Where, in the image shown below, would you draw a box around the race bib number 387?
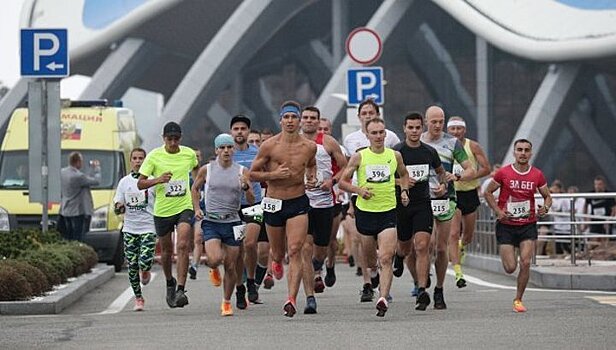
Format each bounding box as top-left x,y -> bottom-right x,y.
406,164 -> 429,182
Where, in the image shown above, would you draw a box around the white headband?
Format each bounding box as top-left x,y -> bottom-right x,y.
447,120 -> 466,128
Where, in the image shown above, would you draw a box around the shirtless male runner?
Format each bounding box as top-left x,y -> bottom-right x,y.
250,100 -> 318,317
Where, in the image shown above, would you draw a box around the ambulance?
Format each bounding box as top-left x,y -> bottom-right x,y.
0,101 -> 139,271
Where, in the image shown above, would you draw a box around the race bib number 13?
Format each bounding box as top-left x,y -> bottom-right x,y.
125,191 -> 146,208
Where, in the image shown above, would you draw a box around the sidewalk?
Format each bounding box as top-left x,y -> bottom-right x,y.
465,254 -> 616,290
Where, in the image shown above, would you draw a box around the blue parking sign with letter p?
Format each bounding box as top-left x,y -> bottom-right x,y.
21,29 -> 69,78
347,67 -> 384,106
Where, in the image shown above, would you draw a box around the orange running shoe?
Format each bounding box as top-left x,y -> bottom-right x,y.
221,300 -> 233,316
513,299 -> 527,313
209,268 -> 222,287
272,261 -> 284,280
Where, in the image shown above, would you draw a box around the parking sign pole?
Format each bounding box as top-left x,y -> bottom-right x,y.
41,79 -> 49,234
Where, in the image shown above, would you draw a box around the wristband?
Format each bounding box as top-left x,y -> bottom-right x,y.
332,178 -> 338,185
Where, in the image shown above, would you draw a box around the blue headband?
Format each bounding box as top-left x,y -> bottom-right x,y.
214,133 -> 234,148
279,105 -> 301,119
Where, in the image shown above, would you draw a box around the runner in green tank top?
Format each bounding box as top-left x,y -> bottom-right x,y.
339,118 -> 410,317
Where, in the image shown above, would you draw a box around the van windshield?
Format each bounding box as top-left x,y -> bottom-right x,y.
0,150 -> 123,190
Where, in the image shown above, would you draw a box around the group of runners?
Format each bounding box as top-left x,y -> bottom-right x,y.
113,98 -> 552,317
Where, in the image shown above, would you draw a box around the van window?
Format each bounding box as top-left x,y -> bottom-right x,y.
0,150 -> 123,189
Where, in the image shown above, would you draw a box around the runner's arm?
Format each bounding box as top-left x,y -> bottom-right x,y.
537,184 -> 552,217
137,173 -> 171,190
471,141 -> 491,179
484,179 -> 506,220
242,168 -> 255,205
338,153 -> 364,196
191,165 -> 207,220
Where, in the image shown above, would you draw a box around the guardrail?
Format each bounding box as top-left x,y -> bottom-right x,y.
471,192 -> 616,265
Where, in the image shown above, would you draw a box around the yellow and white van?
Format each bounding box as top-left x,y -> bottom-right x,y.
0,101 -> 139,271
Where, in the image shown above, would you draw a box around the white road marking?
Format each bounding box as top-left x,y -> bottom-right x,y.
586,296 -> 616,307
446,269 -> 616,295
97,272 -> 157,315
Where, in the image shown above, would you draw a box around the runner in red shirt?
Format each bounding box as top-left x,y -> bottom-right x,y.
484,138 -> 552,313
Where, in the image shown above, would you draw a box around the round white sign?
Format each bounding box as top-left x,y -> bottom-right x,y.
345,27 -> 382,65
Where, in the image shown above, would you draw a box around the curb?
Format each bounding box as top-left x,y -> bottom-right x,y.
465,254 -> 616,291
0,264 -> 115,315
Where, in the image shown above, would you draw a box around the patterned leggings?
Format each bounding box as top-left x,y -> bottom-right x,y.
123,232 -> 156,298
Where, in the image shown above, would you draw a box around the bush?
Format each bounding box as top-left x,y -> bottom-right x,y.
0,264 -> 32,301
0,228 -> 63,259
18,255 -> 61,286
68,242 -> 98,271
48,244 -> 89,277
0,259 -> 50,295
20,249 -> 72,283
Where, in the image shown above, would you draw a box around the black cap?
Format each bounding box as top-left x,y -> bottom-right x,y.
163,121 -> 182,137
230,114 -> 251,129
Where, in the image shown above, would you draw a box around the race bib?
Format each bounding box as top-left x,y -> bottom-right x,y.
124,191 -> 146,208
406,164 -> 429,182
507,200 -> 531,218
233,224 -> 247,241
593,207 -> 606,216
452,163 -> 463,176
366,165 -> 391,183
241,204 -> 264,223
164,180 -> 187,197
431,199 -> 449,216
261,197 -> 282,213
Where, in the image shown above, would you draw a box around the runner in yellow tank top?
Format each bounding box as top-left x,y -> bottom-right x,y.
339,118 -> 410,317
447,116 -> 491,287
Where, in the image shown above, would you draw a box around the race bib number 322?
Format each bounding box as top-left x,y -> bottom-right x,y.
165,180 -> 187,197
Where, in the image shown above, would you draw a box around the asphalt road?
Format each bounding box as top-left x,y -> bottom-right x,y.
1,262 -> 615,350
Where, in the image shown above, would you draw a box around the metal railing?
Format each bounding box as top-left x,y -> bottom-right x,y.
470,192 -> 616,265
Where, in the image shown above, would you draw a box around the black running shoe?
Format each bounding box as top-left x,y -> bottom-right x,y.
393,254 -> 404,278
376,297 -> 388,317
433,288 -> 447,310
314,276 -> 325,293
247,281 -> 259,303
356,267 -> 362,276
188,265 -> 197,280
360,283 -> 374,302
371,273 -> 380,289
166,277 -> 177,308
174,289 -> 189,308
348,255 -> 355,267
236,285 -> 247,310
283,299 -> 297,317
415,291 -> 431,311
324,266 -> 336,287
304,296 -> 317,314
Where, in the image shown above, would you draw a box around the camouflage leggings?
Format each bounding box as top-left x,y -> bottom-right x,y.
123,232 -> 156,298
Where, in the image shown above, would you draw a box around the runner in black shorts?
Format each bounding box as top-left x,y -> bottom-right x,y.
391,112 -> 445,311
138,122 -> 199,308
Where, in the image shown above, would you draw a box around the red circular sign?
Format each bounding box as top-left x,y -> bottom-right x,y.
345,27 -> 383,65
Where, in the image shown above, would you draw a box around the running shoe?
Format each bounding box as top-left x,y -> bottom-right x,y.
209,268 -> 222,287
236,284 -> 248,310
272,261 -> 284,280
433,288 -> 447,310
513,299 -> 527,313
386,294 -> 393,303
360,283 -> 374,302
188,265 -> 197,280
263,273 -> 275,289
140,270 -> 151,286
247,281 -> 259,303
134,297 -> 145,311
415,290 -> 430,311
324,266 -> 336,287
174,289 -> 189,308
455,271 -> 467,288
348,255 -> 355,267
283,297 -> 297,317
221,300 -> 233,316
393,254 -> 404,278
376,297 -> 388,317
304,296 -> 317,314
166,277 -> 177,308
314,276 -> 325,293
370,272 -> 380,289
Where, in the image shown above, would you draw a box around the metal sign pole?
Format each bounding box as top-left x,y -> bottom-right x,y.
41,79 -> 49,234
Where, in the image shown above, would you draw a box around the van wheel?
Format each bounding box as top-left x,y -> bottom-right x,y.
112,239 -> 125,272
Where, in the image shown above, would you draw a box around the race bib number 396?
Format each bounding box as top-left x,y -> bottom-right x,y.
366,165 -> 391,183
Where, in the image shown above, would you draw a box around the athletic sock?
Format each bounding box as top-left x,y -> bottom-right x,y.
177,285 -> 185,292
453,264 -> 462,274
255,264 -> 267,285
